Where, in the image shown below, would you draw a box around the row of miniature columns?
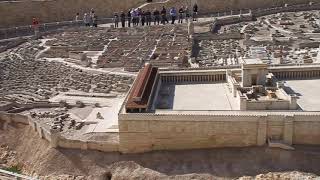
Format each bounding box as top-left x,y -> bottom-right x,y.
161,74 -> 226,83
273,70 -> 320,79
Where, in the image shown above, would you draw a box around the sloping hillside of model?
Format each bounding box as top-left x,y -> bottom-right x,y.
1,121 -> 320,180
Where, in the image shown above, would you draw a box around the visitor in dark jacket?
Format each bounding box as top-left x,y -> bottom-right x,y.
161,6 -> 169,24
120,11 -> 126,28
145,10 -> 152,26
178,6 -> 184,23
153,8 -> 160,25
127,10 -> 132,27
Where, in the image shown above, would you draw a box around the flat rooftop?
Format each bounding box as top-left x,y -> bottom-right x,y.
285,79 -> 320,111
155,83 -> 238,111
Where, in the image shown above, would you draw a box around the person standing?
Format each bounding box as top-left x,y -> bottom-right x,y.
114,12 -> 119,28
146,10 -> 152,26
193,3 -> 198,21
141,11 -> 146,26
75,13 -> 80,21
170,7 -> 177,24
161,6 -> 168,24
131,9 -> 136,26
137,8 -> 142,25
92,15 -> 98,27
90,10 -> 95,26
153,8 -> 160,25
185,6 -> 190,22
127,10 -> 132,27
120,11 -> 126,28
83,13 -> 90,26
178,6 -> 184,23
32,18 -> 40,38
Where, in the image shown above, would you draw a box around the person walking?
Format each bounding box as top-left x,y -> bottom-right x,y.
170,7 -> 177,24
193,3 -> 198,21
178,6 -> 184,23
83,13 -> 90,26
153,8 -> 160,25
127,10 -> 132,27
114,12 -> 119,28
146,10 -> 152,26
120,11 -> 126,28
161,6 -> 168,24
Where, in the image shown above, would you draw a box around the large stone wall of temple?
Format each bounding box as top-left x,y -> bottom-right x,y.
0,0 -> 145,28
118,115 -> 260,153
0,0 -> 313,28
118,113 -> 320,153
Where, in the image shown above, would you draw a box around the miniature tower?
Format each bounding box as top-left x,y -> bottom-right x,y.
241,59 -> 268,87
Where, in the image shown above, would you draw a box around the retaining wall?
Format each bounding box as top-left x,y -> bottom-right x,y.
118,112 -> 320,153
0,111 -> 119,152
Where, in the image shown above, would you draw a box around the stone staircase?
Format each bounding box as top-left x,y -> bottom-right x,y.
268,139 -> 295,150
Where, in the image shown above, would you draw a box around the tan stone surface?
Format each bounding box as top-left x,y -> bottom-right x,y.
0,0 -> 312,28
119,113 -> 320,153
0,0 -> 145,28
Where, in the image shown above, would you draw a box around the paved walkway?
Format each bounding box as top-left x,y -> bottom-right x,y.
137,0 -> 170,9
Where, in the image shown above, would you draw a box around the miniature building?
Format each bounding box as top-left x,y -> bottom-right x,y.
117,60 -> 320,153
241,59 -> 268,87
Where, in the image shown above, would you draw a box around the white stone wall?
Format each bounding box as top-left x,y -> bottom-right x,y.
119,112 -> 320,153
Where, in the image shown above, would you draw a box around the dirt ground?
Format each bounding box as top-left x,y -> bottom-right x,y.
1,122 -> 320,180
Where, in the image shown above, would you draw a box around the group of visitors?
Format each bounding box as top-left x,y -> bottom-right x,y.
114,4 -> 198,28
72,3 -> 198,28
82,8 -> 98,27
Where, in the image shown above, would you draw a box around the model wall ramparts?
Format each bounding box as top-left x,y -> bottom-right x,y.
118,113 -> 320,153
0,112 -> 119,152
1,109 -> 320,153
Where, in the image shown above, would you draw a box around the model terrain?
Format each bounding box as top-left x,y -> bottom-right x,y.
1,1 -> 320,180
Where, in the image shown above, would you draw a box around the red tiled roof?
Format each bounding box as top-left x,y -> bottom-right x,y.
126,64 -> 158,110
132,63 -> 152,101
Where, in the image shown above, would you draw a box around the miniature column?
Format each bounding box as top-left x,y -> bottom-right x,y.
257,116 -> 267,146
284,116 -> 294,145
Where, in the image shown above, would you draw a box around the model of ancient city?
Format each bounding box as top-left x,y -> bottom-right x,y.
1,2 -> 320,180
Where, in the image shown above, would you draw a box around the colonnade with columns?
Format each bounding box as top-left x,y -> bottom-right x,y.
272,70 -> 320,80
160,73 -> 226,83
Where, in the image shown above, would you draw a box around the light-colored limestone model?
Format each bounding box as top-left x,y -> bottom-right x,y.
118,64 -> 320,153
227,61 -> 298,110
241,59 -> 268,87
